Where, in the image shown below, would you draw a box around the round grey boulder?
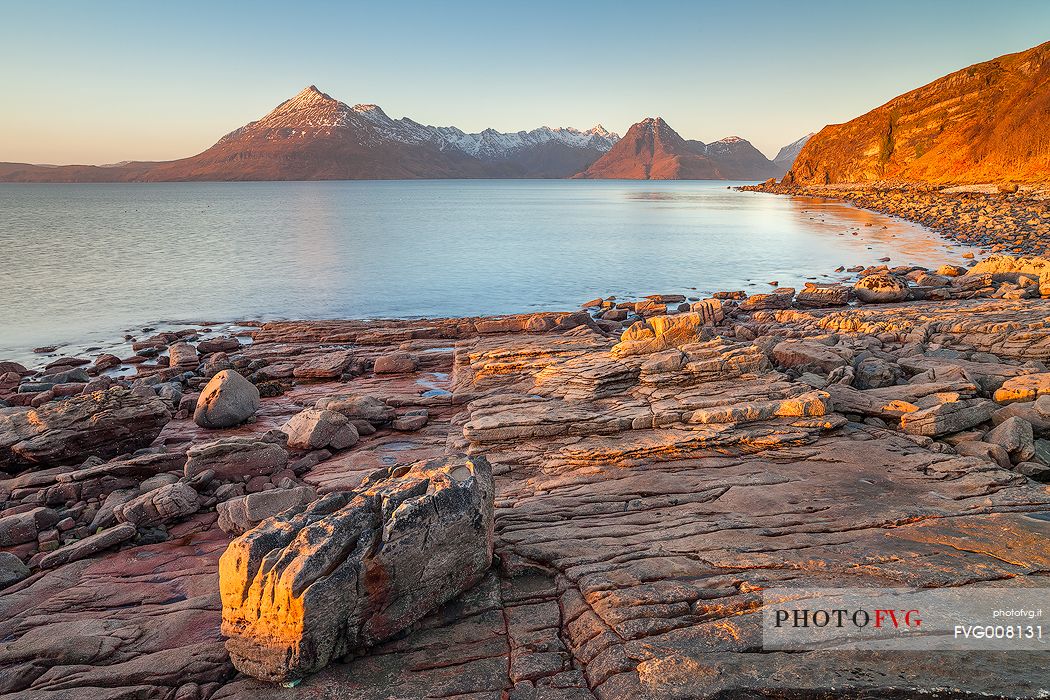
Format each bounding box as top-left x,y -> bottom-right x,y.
853,274 -> 910,304
193,369 -> 260,429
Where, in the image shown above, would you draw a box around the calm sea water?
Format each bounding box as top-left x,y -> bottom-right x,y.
0,180 -> 975,361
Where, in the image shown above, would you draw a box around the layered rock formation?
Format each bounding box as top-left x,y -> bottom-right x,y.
2,261 -> 1050,698
785,41 -> 1050,186
219,455 -> 495,681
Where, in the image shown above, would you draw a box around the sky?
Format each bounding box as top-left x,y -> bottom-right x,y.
1,0 -> 1047,164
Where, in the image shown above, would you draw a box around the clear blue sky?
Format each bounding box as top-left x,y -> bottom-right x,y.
1,0 -> 1047,163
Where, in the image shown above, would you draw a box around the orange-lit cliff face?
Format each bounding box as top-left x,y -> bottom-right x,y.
788,41 -> 1050,186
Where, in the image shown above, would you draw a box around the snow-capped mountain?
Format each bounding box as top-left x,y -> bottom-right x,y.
161,85 -> 618,180
0,86 -> 778,182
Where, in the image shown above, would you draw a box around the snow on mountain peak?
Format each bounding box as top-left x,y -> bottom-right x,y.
236,86 -> 621,158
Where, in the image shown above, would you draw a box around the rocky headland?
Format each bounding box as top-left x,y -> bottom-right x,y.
2,249 -> 1050,698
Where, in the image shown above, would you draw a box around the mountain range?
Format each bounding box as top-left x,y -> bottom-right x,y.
785,40 -> 1050,186
0,86 -> 800,182
576,117 -> 789,180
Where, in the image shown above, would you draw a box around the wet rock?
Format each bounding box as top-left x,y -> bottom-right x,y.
193,370 -> 260,429
216,485 -> 317,535
314,394 -> 396,425
37,523 -> 137,570
219,454 -> 495,682
185,436 -> 289,481
282,408 -> 359,451
985,416 -> 1036,464
114,482 -> 201,527
0,387 -> 171,471
42,367 -> 90,384
374,352 -> 419,374
854,274 -> 910,303
93,353 -> 122,372
292,350 -> 355,380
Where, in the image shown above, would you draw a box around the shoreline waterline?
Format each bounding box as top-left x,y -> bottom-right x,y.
1,180 -> 981,365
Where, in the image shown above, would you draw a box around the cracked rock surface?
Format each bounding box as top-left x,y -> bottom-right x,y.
1,294 -> 1049,698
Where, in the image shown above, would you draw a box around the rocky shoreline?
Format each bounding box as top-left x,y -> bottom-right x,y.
3,252 -> 1050,698
742,182 -> 1050,257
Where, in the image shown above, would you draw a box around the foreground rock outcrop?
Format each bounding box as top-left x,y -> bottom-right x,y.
2,277 -> 1050,699
219,455 -> 495,682
0,387 -> 171,471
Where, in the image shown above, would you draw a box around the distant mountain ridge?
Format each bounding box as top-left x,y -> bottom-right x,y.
772,133 -> 813,171
785,41 -> 1050,186
0,86 -> 805,182
576,117 -> 788,180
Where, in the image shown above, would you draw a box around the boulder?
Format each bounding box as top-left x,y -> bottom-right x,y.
292,350 -> 355,380
216,485 -> 317,534
854,357 -> 904,390
282,408 -> 359,451
43,367 -> 90,384
993,396 -> 1050,435
114,482 -> 200,527
393,413 -> 428,431
854,274 -> 910,303
954,441 -> 1012,469
185,436 -> 289,481
0,551 -> 31,589
373,352 -> 418,374
0,388 -> 171,471
964,255 -> 1050,284
612,309 -> 720,357
220,454 -> 495,682
193,370 -> 260,429
37,523 -> 137,570
900,398 -> 995,437
314,394 -> 396,425
168,342 -> 199,369
985,417 -> 1036,464
0,506 -> 61,546
197,336 -> 242,354
1014,461 -> 1050,481
738,290 -> 794,311
92,354 -> 122,372
771,340 -> 848,375
993,373 -> 1050,404
796,285 -> 851,308
0,361 -> 28,376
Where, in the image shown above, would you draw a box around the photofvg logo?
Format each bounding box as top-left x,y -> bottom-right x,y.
762,587 -> 1048,651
